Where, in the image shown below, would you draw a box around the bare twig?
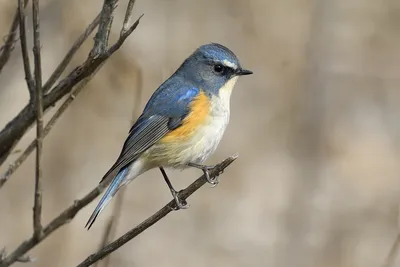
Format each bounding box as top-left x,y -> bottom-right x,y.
0,248 -> 35,263
0,10 -> 143,169
0,62 -> 105,189
0,183 -> 106,267
32,0 -> 44,238
43,13 -> 143,109
90,0 -> 118,57
107,14 -> 143,55
0,155 -> 237,267
0,0 -> 29,74
76,155 -> 238,267
18,0 -> 35,98
42,12 -> 101,93
121,0 -> 137,35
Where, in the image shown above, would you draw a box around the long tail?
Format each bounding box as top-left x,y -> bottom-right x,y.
85,167 -> 129,230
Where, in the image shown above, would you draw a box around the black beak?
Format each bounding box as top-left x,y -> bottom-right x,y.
236,68 -> 253,76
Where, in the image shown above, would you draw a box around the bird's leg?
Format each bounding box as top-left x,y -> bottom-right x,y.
187,162 -> 219,186
159,167 -> 189,210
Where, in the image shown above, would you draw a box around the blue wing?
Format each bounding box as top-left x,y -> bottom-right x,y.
98,77 -> 200,185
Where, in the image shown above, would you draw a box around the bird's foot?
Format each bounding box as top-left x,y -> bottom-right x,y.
170,189 -> 189,210
203,166 -> 220,187
188,163 -> 219,187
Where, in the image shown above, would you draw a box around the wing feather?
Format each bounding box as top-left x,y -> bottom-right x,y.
98,81 -> 200,184
99,115 -> 173,184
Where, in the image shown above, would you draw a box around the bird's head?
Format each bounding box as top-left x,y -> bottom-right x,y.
176,43 -> 252,96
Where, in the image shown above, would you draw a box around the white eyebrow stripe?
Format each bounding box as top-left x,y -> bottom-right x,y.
222,59 -> 237,69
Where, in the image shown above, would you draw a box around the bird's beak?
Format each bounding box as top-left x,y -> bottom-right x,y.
236,68 -> 253,76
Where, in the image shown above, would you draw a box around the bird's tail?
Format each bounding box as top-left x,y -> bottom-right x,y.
85,167 -> 129,230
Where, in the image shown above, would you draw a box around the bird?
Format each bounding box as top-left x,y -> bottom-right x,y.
85,43 -> 252,229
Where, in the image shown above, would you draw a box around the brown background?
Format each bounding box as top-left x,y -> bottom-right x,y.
1,0 -> 400,266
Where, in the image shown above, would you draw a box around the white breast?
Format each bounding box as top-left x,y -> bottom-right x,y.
181,76 -> 238,164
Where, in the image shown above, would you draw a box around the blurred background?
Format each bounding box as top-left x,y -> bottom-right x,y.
1,0 -> 400,266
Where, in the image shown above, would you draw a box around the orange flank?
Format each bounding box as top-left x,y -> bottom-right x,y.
161,90 -> 210,142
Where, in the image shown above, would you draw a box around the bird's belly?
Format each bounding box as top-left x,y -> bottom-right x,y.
181,115 -> 228,164
149,113 -> 229,167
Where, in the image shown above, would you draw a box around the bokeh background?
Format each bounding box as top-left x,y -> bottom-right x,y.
1,0 -> 400,266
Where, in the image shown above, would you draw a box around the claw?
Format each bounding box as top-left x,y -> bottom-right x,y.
203,168 -> 219,186
170,189 -> 189,210
188,163 -> 219,186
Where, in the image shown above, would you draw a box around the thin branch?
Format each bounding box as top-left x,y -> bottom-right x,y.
0,0 -> 29,74
107,14 -> 143,55
76,155 -> 238,267
0,11 -> 102,167
18,0 -> 35,99
121,0 -> 136,36
0,185 -> 105,267
0,61 -> 105,189
0,155 -> 237,267
90,0 -> 118,57
0,11 -> 143,169
32,0 -> 43,238
43,13 -> 143,107
0,248 -> 35,263
42,12 -> 102,93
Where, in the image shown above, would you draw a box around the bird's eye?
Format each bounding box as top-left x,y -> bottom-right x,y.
213,64 -> 225,74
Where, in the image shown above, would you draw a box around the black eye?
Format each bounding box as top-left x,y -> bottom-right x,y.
213,64 -> 225,74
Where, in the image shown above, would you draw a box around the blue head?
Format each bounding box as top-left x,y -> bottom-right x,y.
175,43 -> 252,96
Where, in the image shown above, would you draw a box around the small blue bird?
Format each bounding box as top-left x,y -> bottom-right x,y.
86,43 -> 252,229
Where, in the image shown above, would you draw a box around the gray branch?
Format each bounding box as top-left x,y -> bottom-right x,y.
32,0 -> 44,239
90,0 -> 118,57
77,155 -> 238,267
